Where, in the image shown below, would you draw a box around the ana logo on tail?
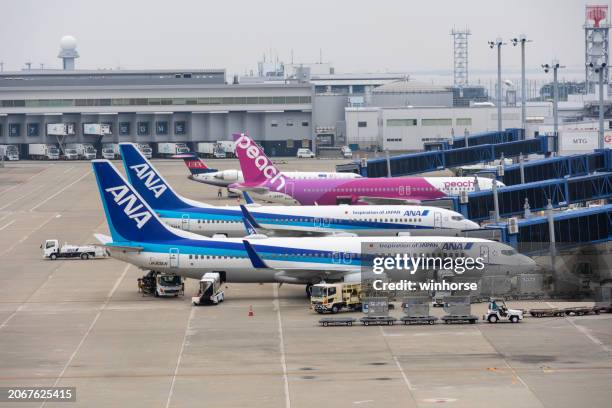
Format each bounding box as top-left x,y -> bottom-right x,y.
129,163 -> 168,198
105,185 -> 152,229
235,135 -> 286,191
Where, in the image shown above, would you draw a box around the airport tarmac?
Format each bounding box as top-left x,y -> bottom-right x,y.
0,159 -> 611,408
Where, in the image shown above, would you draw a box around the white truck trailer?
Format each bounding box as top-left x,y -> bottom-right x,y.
29,144 -> 60,160
101,143 -> 120,159
157,142 -> 190,157
0,144 -> 19,161
192,272 -> 225,305
42,239 -> 106,260
137,143 -> 153,159
66,143 -> 97,160
217,140 -> 236,158
196,142 -> 226,158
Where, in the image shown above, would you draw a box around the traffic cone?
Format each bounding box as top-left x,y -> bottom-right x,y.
248,305 -> 255,317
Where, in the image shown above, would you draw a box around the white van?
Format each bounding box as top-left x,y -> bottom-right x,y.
297,148 -> 315,158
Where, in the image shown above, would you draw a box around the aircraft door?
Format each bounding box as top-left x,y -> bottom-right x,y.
181,214 -> 190,230
332,251 -> 341,264
169,248 -> 179,269
399,186 -> 405,196
434,212 -> 442,229
479,245 -> 489,264
285,181 -> 294,197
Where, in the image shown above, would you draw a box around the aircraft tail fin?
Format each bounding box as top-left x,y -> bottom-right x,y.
233,133 -> 287,192
176,153 -> 218,175
92,160 -> 181,243
119,143 -> 189,210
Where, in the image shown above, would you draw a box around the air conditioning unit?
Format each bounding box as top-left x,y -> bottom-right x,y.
508,217 -> 519,234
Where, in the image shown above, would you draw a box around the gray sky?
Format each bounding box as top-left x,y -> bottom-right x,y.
0,0 -> 605,81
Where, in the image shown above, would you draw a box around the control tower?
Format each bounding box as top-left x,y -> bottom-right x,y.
57,35 -> 79,70
585,5 -> 609,93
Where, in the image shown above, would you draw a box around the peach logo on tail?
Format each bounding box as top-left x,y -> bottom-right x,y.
235,135 -> 286,191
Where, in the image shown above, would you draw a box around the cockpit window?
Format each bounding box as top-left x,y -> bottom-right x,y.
451,216 -> 464,221
501,249 -> 516,256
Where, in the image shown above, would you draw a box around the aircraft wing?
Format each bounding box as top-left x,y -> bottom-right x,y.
242,240 -> 356,282
93,234 -> 144,252
358,196 -> 422,205
230,183 -> 270,195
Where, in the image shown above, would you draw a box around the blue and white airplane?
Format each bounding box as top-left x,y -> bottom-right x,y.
92,159 -> 536,294
119,143 -> 479,237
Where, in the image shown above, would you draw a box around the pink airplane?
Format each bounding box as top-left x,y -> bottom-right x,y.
230,133 -> 501,205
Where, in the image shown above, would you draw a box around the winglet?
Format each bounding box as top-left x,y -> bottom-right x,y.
242,240 -> 269,269
242,191 -> 254,204
239,205 -> 261,235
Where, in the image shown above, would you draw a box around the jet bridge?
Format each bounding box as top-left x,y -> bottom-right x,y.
339,135 -> 550,177
489,204 -> 612,255
451,172 -> 612,221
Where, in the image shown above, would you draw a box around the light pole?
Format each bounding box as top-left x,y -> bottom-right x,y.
542,61 -> 565,140
489,38 -> 505,132
588,62 -> 607,149
511,35 -> 531,130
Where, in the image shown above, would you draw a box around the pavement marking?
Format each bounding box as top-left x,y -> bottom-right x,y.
393,356 -> 414,391
40,264 -> 130,408
0,185 -> 45,210
273,284 -> 291,408
165,306 -> 196,408
476,326 -> 546,408
378,326 -> 418,403
29,170 -> 92,212
0,219 -> 15,231
566,317 -> 611,354
0,165 -> 52,196
0,213 -> 57,257
0,213 -> 12,223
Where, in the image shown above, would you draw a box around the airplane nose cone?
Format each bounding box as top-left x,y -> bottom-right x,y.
464,220 -> 480,230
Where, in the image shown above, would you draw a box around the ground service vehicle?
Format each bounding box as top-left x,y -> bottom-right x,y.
341,146 -> 353,158
192,272 -> 225,305
217,141 -> 235,157
102,143 -> 120,159
485,298 -> 523,323
29,144 -> 60,160
311,283 -> 362,313
42,239 -> 106,260
63,148 -> 79,160
157,143 -> 189,157
66,143 -> 97,160
138,271 -> 184,297
137,144 -> 153,159
196,142 -> 226,158
297,148 -> 315,158
0,144 -> 19,160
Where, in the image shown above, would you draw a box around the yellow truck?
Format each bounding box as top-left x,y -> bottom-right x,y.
310,282 -> 363,314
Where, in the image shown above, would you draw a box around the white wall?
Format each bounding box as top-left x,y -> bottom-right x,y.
346,105 -> 552,151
